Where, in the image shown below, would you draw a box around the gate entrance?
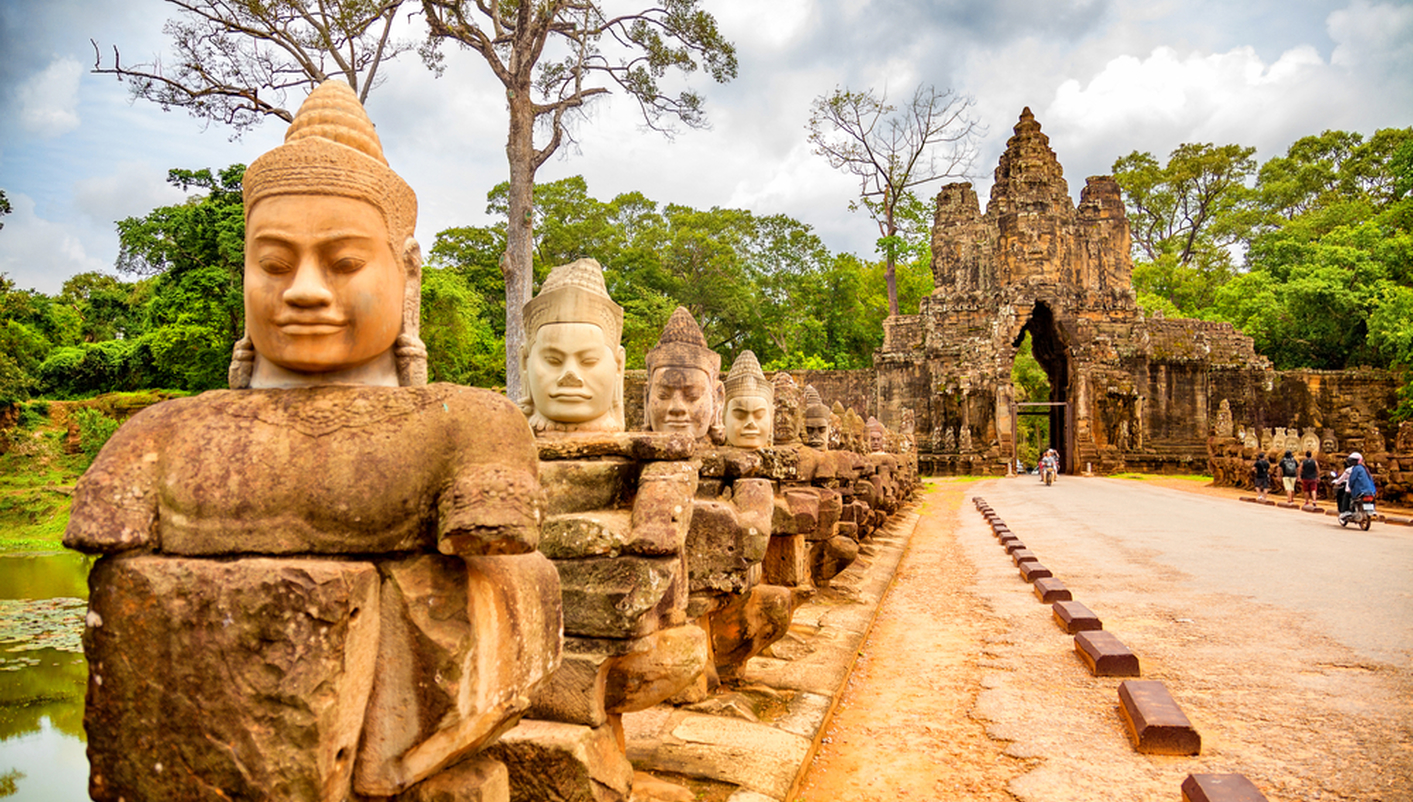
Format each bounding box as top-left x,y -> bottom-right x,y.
1011,401 -> 1073,475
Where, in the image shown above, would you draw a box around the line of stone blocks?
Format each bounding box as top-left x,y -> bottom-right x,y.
1118,680 -> 1201,755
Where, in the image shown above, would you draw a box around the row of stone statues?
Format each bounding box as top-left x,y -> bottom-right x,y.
64,80 -> 917,802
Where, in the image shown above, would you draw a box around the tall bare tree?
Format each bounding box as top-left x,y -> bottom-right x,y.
92,0 -> 413,133
420,0 -> 736,400
807,85 -> 980,316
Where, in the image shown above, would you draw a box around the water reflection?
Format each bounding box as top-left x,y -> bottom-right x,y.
0,553 -> 90,801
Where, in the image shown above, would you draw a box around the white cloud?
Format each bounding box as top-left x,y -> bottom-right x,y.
0,192 -> 109,294
1329,0 -> 1413,71
73,162 -> 189,227
17,56 -> 82,138
1044,44 -> 1328,143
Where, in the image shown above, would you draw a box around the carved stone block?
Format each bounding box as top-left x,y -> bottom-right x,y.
84,556 -> 380,802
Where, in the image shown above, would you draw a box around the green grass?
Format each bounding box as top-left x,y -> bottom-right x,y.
0,413 -> 91,555
1110,472 -> 1213,482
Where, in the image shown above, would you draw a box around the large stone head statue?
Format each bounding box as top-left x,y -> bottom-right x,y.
803,385 -> 830,450
520,258 -> 626,434
866,416 -> 888,453
644,306 -> 723,440
723,350 -> 773,449
231,80 -> 425,389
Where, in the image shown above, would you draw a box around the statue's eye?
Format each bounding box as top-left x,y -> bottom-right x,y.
332,257 -> 365,274
580,356 -> 599,367
259,258 -> 292,275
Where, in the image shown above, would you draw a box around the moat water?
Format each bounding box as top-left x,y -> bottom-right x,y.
0,552 -> 90,800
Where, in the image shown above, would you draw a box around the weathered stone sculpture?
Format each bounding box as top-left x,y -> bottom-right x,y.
509,283 -> 707,802
723,350 -> 773,449
866,416 -> 888,453
521,258 -> 626,435
772,371 -> 805,446
643,306 -> 722,442
803,385 -> 831,450
65,80 -> 561,802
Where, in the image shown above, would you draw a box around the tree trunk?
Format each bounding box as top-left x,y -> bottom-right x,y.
502,86 -> 537,401
884,209 -> 900,317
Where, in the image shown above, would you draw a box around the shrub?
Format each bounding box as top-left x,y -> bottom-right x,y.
71,408 -> 120,461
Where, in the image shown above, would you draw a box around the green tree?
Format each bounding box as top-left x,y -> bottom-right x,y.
92,0 -> 413,133
419,266 -> 504,387
1113,143 -> 1257,316
56,272 -> 141,343
116,165 -> 247,392
0,188 -> 11,231
807,84 -> 978,316
420,0 -> 737,402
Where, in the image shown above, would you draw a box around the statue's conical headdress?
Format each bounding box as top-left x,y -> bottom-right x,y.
866,416 -> 886,436
804,385 -> 830,423
523,258 -> 623,345
724,350 -> 772,404
243,80 -> 416,251
645,307 -> 719,375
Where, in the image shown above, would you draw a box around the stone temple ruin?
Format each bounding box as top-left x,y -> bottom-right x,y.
874,108 -> 1402,485
65,80 -> 919,802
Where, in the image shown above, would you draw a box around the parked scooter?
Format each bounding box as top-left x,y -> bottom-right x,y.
1341,494 -> 1376,531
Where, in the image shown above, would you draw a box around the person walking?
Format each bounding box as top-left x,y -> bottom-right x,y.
1278,450 -> 1300,504
1300,450 -> 1320,506
1252,452 -> 1271,502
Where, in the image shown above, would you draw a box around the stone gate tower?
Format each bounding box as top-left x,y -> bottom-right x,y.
874,108 -> 1269,475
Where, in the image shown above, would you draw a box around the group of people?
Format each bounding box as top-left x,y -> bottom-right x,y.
1251,448 -> 1376,522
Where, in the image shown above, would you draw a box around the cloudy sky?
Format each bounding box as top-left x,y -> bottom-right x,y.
1,0 -> 1411,294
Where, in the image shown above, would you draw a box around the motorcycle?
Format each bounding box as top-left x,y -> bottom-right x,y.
1042,464 -> 1056,486
1341,494 -> 1376,531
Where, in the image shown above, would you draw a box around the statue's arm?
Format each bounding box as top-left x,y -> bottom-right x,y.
62,408 -> 167,554
436,389 -> 546,558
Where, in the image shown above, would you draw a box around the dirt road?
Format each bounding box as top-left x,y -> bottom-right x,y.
796,476 -> 1413,802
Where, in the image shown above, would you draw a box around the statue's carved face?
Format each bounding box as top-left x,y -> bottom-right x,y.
526,322 -> 621,424
648,367 -> 717,438
725,396 -> 771,449
869,430 -> 886,452
804,420 -> 829,449
245,195 -> 403,375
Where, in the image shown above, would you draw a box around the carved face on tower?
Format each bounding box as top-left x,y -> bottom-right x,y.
521,259 -> 626,434
644,307 -> 722,440
237,80 -> 423,389
803,385 -> 830,450
723,351 -> 773,449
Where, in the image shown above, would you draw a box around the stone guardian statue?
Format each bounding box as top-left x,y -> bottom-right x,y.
643,306 -> 723,442
520,258 -> 626,434
722,350 -> 773,449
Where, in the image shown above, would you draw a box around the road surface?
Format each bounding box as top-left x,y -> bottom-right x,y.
799,476 -> 1412,802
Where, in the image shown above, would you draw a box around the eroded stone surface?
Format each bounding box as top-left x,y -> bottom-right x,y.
84,556 -> 380,802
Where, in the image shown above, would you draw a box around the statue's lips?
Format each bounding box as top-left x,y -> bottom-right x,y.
276,321 -> 346,335
548,391 -> 593,401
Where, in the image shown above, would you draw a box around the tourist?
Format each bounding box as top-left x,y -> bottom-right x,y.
1332,456 -> 1355,517
1278,450 -> 1299,504
1300,450 -> 1320,505
1252,452 -> 1271,502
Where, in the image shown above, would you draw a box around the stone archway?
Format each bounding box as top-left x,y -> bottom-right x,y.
1013,301 -> 1074,473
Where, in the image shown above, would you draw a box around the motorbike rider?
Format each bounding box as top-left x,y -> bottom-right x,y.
1341,452 -> 1377,523
1040,448 -> 1059,484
